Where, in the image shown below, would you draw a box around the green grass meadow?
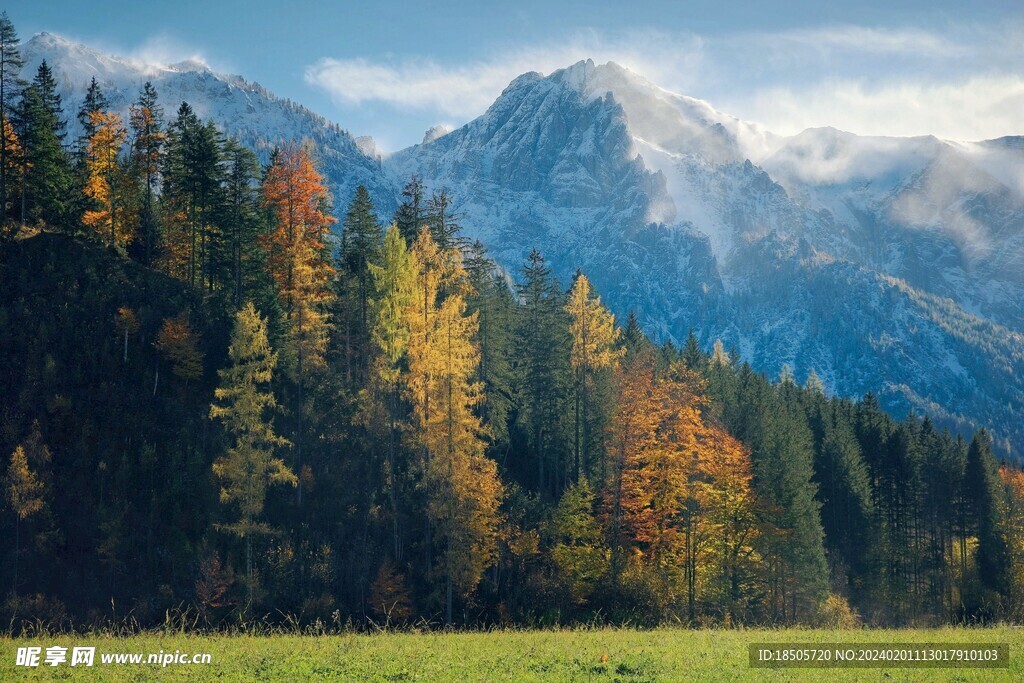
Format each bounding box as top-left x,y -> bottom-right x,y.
1,627 -> 1022,681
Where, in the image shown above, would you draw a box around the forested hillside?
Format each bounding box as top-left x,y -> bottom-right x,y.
1,12 -> 1023,630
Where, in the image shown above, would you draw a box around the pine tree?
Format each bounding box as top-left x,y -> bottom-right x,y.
812,401 -> 876,602
220,139 -> 264,308
14,62 -> 73,227
515,248 -> 571,496
340,185 -> 383,380
394,174 -> 425,244
161,103 -> 224,287
681,330 -> 705,372
210,302 -> 295,607
0,12 -> 22,225
464,240 -> 514,451
425,188 -> 465,250
965,430 -> 1010,607
128,82 -> 164,263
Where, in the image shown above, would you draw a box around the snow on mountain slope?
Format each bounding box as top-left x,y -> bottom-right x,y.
389,60 -> 1024,456
22,32 -> 397,215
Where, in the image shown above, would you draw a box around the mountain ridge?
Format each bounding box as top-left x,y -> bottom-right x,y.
20,33 -> 1024,457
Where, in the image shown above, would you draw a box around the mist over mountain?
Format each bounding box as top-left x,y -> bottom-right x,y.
25,35 -> 1024,456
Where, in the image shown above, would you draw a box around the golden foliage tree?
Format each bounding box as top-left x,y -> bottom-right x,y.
566,273 -> 623,481
210,302 -> 295,607
403,228 -> 503,623
5,444 -> 45,592
82,110 -> 134,248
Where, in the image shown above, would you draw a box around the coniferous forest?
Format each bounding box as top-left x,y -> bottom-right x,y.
1,13 -> 1023,631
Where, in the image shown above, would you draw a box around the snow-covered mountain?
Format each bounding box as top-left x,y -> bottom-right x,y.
22,32 -> 397,214
23,37 -> 1024,456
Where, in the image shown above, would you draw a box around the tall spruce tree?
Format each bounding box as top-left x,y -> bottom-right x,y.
129,82 -> 164,263
464,240 -> 514,451
394,174 -> 425,244
515,249 -> 571,496
965,429 -> 1010,607
341,185 -> 383,336
15,62 -> 73,226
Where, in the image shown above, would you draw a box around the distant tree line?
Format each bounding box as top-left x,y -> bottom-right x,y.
1,11 -> 1022,630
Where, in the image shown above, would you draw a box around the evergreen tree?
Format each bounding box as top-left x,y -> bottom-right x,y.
128,82 -> 164,263
681,330 -> 705,372
464,240 -> 514,450
341,184 -> 383,352
14,62 -> 73,226
515,248 -> 571,497
219,139 -> 264,308
965,430 -> 1010,607
161,103 -> 224,287
425,188 -> 465,250
393,174 -> 425,244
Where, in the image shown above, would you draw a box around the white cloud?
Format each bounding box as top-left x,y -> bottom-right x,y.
733,76 -> 1024,141
304,23 -> 1024,145
304,29 -> 706,119
763,25 -> 964,58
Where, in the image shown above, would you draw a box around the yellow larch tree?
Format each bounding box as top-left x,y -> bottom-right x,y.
403,227 -> 503,624
210,302 -> 295,608
82,110 -> 134,248
566,273 -> 624,482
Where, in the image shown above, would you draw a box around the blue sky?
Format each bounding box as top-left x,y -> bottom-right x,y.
10,0 -> 1024,151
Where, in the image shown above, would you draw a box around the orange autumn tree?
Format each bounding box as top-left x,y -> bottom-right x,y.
262,144 -> 337,370
83,111 -> 134,248
0,118 -> 19,233
261,144 -> 336,505
602,351 -> 759,623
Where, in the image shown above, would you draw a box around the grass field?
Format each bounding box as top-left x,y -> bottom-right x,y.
1,627 -> 1021,681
